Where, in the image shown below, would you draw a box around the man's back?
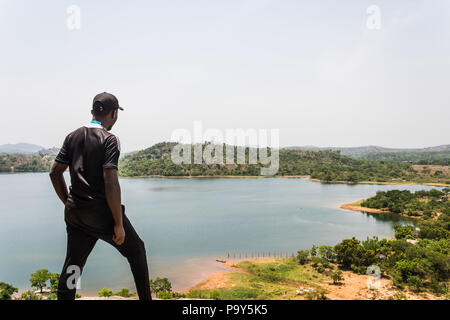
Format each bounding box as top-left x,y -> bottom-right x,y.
50,92 -> 151,300
55,121 -> 121,207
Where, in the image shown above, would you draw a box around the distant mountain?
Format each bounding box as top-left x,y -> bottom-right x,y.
0,143 -> 45,154
283,145 -> 450,156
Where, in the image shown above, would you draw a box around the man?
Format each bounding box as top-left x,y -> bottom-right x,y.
49,92 -> 151,300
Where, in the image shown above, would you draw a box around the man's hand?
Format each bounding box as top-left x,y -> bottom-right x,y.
104,167 -> 124,245
113,224 -> 126,245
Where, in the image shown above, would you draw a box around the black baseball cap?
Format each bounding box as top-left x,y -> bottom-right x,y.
92,92 -> 124,112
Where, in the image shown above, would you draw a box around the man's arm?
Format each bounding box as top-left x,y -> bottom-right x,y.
49,161 -> 69,205
104,168 -> 125,245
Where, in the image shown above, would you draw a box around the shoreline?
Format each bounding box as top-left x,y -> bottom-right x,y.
120,174 -> 449,187
340,200 -> 420,220
181,257 -> 441,300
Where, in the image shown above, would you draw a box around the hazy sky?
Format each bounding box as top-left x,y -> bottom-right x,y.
1,0 -> 449,152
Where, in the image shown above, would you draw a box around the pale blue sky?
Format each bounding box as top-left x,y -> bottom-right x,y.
0,0 -> 449,152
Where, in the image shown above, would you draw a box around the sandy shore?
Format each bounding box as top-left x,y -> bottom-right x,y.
182,258 -> 440,300
340,200 -> 419,219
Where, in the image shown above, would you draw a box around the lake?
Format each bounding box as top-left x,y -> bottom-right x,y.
0,173 -> 437,294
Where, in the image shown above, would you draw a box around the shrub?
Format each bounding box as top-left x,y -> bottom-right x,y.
331,270 -> 344,285
21,290 -> 41,300
156,291 -> 173,299
98,288 -> 113,297
0,282 -> 18,300
394,225 -> 415,240
150,277 -> 172,294
296,250 -> 310,265
334,238 -> 365,268
114,288 -> 135,298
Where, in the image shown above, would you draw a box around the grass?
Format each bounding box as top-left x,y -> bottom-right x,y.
185,258 -> 329,300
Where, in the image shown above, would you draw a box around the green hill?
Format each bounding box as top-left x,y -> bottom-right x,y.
0,154 -> 54,172
119,142 -> 450,185
352,150 -> 450,165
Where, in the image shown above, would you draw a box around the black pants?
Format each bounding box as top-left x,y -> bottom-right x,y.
57,209 -> 151,300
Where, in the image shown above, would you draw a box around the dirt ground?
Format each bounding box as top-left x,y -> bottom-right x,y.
188,259 -> 441,300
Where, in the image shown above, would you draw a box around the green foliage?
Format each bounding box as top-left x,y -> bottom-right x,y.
20,290 -> 41,300
29,269 -> 51,293
156,291 -> 173,299
419,225 -> 450,240
0,154 -> 53,172
361,189 -> 449,218
117,142 -> 447,184
353,150 -> 450,166
150,277 -> 172,294
317,245 -> 335,262
49,273 -> 60,294
394,225 -> 416,240
187,287 -> 261,300
0,282 -> 18,300
296,250 -> 310,265
310,245 -> 318,257
47,293 -> 58,300
333,190 -> 450,295
331,270 -> 344,285
97,288 -> 113,297
240,259 -> 299,283
114,288 -> 135,298
304,287 -> 328,300
334,237 -> 376,269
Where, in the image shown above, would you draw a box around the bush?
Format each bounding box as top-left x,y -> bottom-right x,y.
304,288 -> 328,300
331,270 -> 344,285
156,291 -> 173,299
350,264 -> 367,275
114,288 -> 135,298
150,277 -> 172,294
334,238 -> 365,268
21,290 -> 41,300
318,245 -> 335,262
407,275 -> 425,292
296,250 -> 310,265
47,293 -> 58,300
98,288 -> 113,297
0,282 -> 18,300
394,225 -> 415,240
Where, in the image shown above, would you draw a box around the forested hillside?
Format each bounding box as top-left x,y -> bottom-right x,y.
353,150 -> 450,165
0,154 -> 53,172
119,142 -> 450,185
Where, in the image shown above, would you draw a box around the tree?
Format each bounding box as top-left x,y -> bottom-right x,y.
30,269 -> 51,293
318,245 -> 335,262
296,250 -> 310,265
310,245 -> 318,257
150,277 -> 172,294
331,270 -> 344,285
49,273 -> 60,294
334,238 -> 364,268
0,282 -> 18,300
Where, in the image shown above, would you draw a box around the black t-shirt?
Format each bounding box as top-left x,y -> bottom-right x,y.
55,121 -> 121,209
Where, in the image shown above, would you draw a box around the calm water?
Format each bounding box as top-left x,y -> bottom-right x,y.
0,173 -> 437,294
